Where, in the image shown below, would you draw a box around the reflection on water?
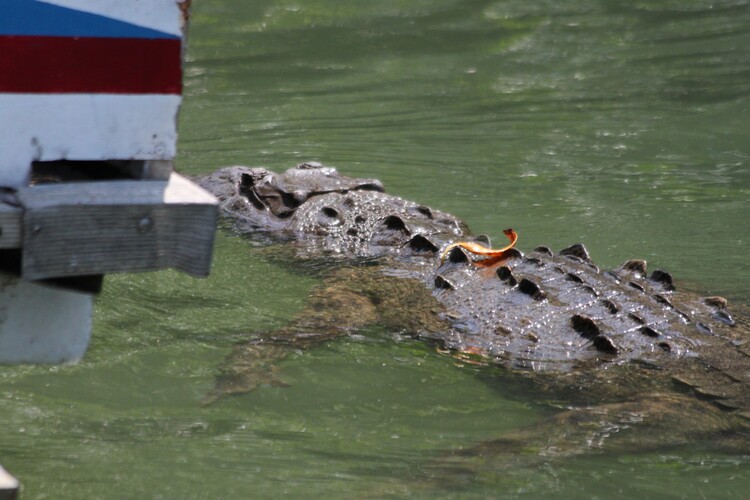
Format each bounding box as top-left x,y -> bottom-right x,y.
2,0 -> 750,497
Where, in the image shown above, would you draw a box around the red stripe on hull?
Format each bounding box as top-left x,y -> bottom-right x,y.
0,36 -> 182,94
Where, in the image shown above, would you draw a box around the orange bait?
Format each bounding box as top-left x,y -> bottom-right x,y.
440,228 -> 518,264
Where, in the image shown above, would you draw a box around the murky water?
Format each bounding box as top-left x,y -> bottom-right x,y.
2,0 -> 750,497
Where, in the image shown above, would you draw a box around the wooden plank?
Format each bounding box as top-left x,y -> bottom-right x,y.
0,202 -> 21,249
19,173 -> 217,279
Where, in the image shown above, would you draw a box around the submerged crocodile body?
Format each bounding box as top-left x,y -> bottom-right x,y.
197,163 -> 750,465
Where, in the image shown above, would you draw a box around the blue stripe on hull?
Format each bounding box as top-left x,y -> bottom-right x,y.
0,0 -> 179,39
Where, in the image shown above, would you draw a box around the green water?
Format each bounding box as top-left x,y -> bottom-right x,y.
3,0 -> 750,497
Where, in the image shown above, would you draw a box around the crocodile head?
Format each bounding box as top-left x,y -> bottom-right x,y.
196,162 -> 384,231
196,163 -> 468,258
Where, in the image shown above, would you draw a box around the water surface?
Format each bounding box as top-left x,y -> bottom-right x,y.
2,0 -> 750,497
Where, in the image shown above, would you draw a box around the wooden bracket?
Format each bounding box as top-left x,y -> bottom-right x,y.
15,173 -> 217,280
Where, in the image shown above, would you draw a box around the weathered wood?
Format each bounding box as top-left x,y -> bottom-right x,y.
19,173 -> 217,279
0,202 -> 21,249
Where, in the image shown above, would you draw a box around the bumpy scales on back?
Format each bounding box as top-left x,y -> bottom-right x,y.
196,162 -> 750,465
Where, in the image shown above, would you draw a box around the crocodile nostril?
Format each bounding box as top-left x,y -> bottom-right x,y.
317,206 -> 342,227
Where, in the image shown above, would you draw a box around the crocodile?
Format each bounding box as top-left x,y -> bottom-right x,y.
196,162 -> 750,467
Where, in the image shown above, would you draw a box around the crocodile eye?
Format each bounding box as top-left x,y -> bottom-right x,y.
317,206 -> 342,227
